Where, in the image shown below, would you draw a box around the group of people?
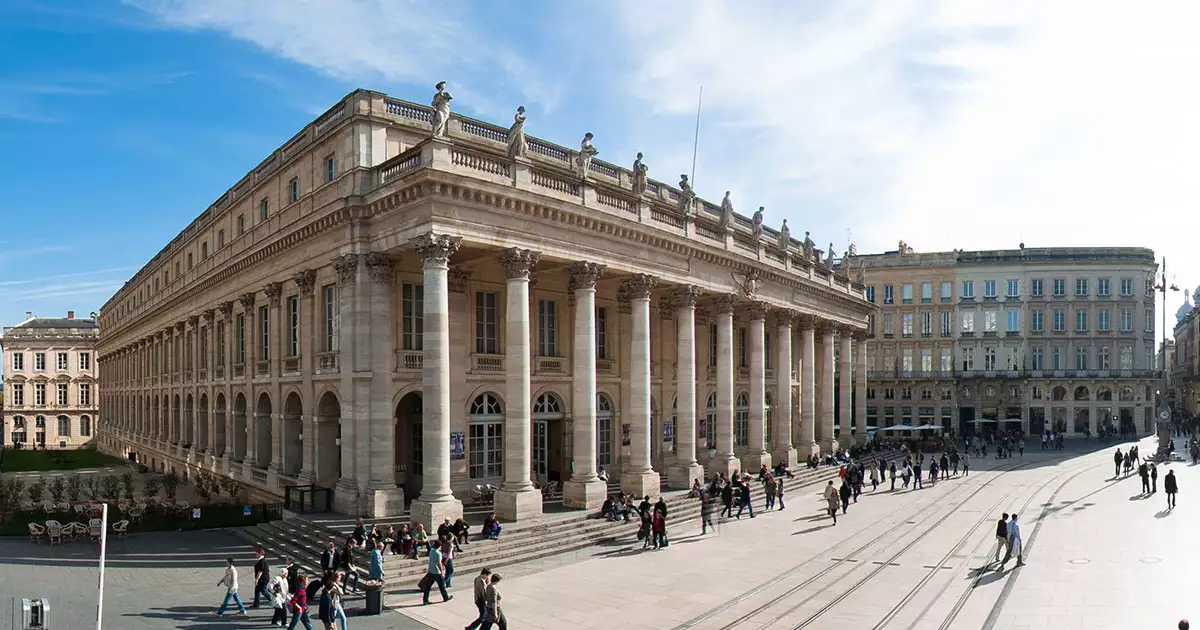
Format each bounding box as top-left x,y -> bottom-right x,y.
1040,431 -> 1066,451
215,546 -> 355,629
1115,446 -> 1179,510
991,512 -> 1025,569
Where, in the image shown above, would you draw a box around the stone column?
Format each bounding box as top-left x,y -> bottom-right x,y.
265,282 -> 284,478
838,328 -> 854,448
854,330 -> 868,446
294,270 -> 317,485
819,322 -> 837,454
365,253 -> 404,516
710,295 -> 739,478
494,248 -> 543,521
409,233 -> 464,530
742,302 -> 771,472
220,301 -> 234,469
799,316 -> 817,457
773,311 -> 798,467
565,261 -> 608,509
668,285 -> 705,488
621,274 -> 661,498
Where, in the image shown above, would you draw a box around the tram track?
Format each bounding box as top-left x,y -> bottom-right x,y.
688,455 -> 1059,630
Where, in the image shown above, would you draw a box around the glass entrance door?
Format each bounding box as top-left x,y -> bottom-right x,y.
532,420 -> 549,486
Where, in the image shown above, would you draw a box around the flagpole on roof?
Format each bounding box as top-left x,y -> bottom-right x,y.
690,86 -> 703,186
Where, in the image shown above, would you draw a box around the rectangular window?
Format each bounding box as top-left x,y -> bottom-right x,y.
1120,277 -> 1133,296
596,307 -> 609,360
1006,279 -> 1019,298
538,299 -> 558,356
962,281 -> 975,299
475,291 -> 498,354
11,385 -> 22,406
237,214 -> 245,235
217,322 -> 226,367
217,229 -> 225,248
323,285 -> 338,351
1076,347 -> 1088,370
259,306 -> 270,359
201,241 -> 208,259
1120,347 -> 1133,370
941,281 -> 952,301
288,295 -> 300,357
1032,310 -> 1044,332
1053,347 -> 1063,370
402,284 -> 424,351
56,352 -> 68,371
984,280 -> 997,299
1053,278 -> 1066,297
961,347 -> 974,371
1145,310 -> 1154,333
984,310 -> 997,332
1006,310 -> 1019,332
901,314 -> 913,337
57,383 -> 68,406
1075,278 -> 1088,297
260,197 -> 270,220
1053,309 -> 1065,331
325,153 -> 336,182
940,349 -> 952,372
902,284 -> 913,304
12,353 -> 22,371
884,284 -> 894,304
1008,346 -> 1020,371
921,282 -> 932,303
921,312 -> 932,336
35,352 -> 45,371
1032,347 -> 1043,371
902,349 -> 913,372
883,313 -> 894,336
941,311 -> 952,337
200,328 -> 208,369
35,383 -> 46,406
1031,279 -> 1044,297
1098,278 -> 1110,296
961,311 -> 975,333
738,327 -> 748,367
79,384 -> 91,407
983,347 -> 996,371
236,314 -> 246,363
764,332 -> 772,370
920,348 -> 932,372
468,422 -> 504,479
1098,309 -> 1110,331
1099,346 -> 1110,370
866,286 -> 875,303
1076,309 -> 1088,331
289,178 -> 300,203
1120,309 -> 1133,331
709,324 -> 718,367
187,252 -> 194,270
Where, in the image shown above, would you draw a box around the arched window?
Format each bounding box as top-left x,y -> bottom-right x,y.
597,393 -> 614,467
35,415 -> 45,429
735,392 -> 749,447
80,415 -> 91,437
1051,386 -> 1068,401
468,393 -> 504,480
533,393 -> 562,415
57,415 -> 71,438
705,393 -> 717,450
13,416 -> 25,429
1120,386 -> 1135,402
764,392 -> 774,448
1073,386 -> 1090,401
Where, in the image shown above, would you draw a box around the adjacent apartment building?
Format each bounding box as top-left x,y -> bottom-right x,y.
1172,290 -> 1199,416
1,312 -> 101,449
855,245 -> 1159,438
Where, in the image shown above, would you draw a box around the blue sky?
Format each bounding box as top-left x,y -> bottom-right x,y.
2,0 -> 1199,345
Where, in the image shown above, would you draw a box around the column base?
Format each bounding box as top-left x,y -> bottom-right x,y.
806,442 -> 822,459
332,478 -> 360,515
363,485 -> 405,518
563,478 -> 608,510
706,455 -> 740,481
668,462 -> 705,490
295,469 -> 315,486
410,496 -> 464,532
823,439 -> 840,456
740,450 -> 772,474
493,487 -> 543,522
620,470 -> 661,499
772,447 -> 798,470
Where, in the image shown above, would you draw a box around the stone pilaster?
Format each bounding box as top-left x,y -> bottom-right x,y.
265,282 -> 284,480
494,247 -> 543,521
773,310 -> 798,467
710,294 -> 739,478
838,328 -> 854,448
742,302 -> 771,472
294,269 -> 317,485
819,322 -> 837,455
854,330 -> 868,445
409,233 -> 464,530
799,315 -> 818,457
621,274 -> 661,498
364,252 -> 404,516
331,254 -> 361,510
668,285 -> 705,488
565,261 -> 608,509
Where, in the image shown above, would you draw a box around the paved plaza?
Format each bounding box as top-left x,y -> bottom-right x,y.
3,437 -> 1195,629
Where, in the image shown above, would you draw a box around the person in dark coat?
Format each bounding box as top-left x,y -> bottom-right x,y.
1165,469 -> 1178,510
839,481 -> 852,514
720,483 -> 734,519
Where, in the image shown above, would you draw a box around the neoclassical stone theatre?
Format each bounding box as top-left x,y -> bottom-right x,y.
96,85 -> 871,527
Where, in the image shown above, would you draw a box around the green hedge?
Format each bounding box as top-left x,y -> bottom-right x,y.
1,502 -> 282,536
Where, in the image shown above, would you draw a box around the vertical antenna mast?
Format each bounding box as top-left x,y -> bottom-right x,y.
690,86 -> 703,185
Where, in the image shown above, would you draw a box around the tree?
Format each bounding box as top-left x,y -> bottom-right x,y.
85,476 -> 101,500
142,476 -> 160,500
101,475 -> 120,501
48,476 -> 66,502
26,479 -> 46,504
218,477 -> 243,501
66,475 -> 83,502
120,472 -> 135,500
163,472 -> 180,500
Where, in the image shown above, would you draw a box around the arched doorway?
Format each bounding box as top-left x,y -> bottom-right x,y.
183,394 -> 195,448
198,394 -> 209,452
214,393 -> 227,456
470,393 -> 505,485
597,393 -> 614,473
282,393 -> 303,477
255,393 -> 273,469
394,392 -> 422,498
316,392 -> 342,488
531,392 -> 561,486
232,393 -> 247,462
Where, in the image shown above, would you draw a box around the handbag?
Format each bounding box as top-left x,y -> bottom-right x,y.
417,574 -> 432,591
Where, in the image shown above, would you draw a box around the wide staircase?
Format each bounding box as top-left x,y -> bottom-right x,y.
236,452 -> 900,600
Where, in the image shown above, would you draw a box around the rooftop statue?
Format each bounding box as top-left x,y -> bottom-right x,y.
577,133 -> 598,178
777,218 -> 790,251
506,106 -> 527,158
717,191 -> 733,234
430,81 -> 453,138
632,153 -> 648,196
678,174 -> 695,217
752,207 -> 764,242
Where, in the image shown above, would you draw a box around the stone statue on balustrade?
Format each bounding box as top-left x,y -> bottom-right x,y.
752,207 -> 764,242
777,218 -> 790,251
717,191 -> 733,234
430,81 -> 453,138
576,132 -> 598,178
803,231 -> 815,260
826,242 -> 836,269
506,106 -> 527,158
632,152 -> 648,196
678,174 -> 695,217
855,265 -> 866,284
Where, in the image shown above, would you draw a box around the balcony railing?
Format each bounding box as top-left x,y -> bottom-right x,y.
534,357 -> 565,375
597,359 -> 616,376
472,354 -> 504,374
396,350 -> 423,372
316,352 -> 339,374
255,361 -> 270,377
233,363 -> 245,378
283,357 -> 301,374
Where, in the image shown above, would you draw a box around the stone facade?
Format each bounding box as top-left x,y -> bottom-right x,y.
852,245 -> 1159,438
1,313 -> 100,449
1173,303 -> 1199,415
94,89 -> 872,528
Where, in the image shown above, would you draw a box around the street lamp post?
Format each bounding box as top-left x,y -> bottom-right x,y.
1154,257 -> 1178,459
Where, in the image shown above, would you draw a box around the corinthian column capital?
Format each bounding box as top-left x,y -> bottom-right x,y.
712,294 -> 737,315
672,285 -> 703,309
623,274 -> 657,300
410,232 -> 462,266
333,254 -> 359,285
499,248 -> 541,280
568,261 -> 606,290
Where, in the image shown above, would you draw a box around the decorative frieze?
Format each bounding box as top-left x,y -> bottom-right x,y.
202,309 -> 215,326
499,248 -> 540,280
187,315 -> 200,328
410,232 -> 462,266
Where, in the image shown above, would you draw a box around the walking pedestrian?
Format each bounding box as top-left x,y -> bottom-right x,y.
420,536 -> 454,605
764,474 -> 777,511
889,461 -> 897,491
992,513 -> 1009,566
776,475 -> 785,510
215,557 -> 248,616
1113,448 -> 1123,478
287,574 -> 314,630
1165,469 -> 1178,510
869,462 -> 879,491
1001,514 -> 1024,567
269,566 -> 290,627
253,546 -> 270,608
1139,462 -> 1150,494
465,568 -> 492,630
823,480 -> 839,525
700,490 -> 715,534
720,482 -> 734,519
328,573 -> 348,630
839,480 -> 851,514
962,452 -> 970,476
1151,464 -> 1159,493
480,573 -> 508,630
735,483 -> 755,519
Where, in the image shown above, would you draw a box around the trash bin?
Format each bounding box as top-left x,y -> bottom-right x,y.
364,585 -> 383,615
